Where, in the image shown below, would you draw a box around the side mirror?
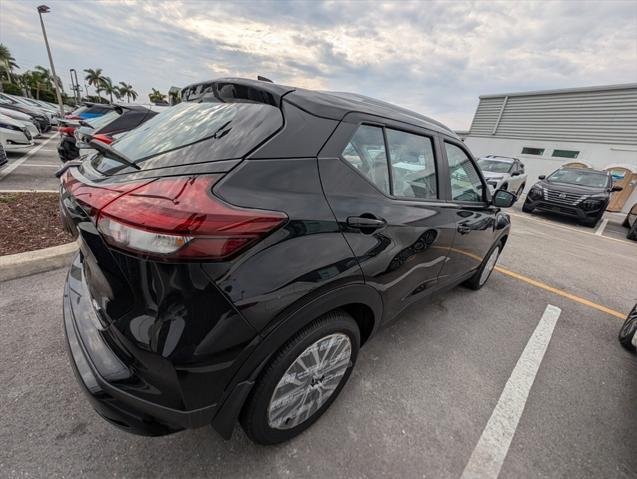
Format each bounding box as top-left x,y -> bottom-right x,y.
538,175 -> 546,180
511,171 -> 520,177
492,189 -> 516,208
611,185 -> 623,192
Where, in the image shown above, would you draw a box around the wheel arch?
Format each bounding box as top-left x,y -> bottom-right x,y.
211,283 -> 382,438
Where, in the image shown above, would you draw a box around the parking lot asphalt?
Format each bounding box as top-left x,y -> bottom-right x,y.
1,194 -> 636,477
0,131 -> 60,191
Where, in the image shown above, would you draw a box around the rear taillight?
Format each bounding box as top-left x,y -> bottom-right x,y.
69,174 -> 288,260
59,126 -> 76,137
91,133 -> 113,145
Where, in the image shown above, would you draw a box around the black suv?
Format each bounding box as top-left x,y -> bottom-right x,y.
523,167 -> 622,226
60,78 -> 515,444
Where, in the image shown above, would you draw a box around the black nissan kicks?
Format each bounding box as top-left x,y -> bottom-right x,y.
60,78 -> 514,444
523,167 -> 622,226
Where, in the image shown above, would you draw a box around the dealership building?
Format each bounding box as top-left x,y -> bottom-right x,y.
463,83 -> 637,213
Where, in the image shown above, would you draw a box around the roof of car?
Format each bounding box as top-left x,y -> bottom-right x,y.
181,77 -> 457,138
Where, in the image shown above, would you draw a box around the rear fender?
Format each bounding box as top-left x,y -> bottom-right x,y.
211,283 -> 382,438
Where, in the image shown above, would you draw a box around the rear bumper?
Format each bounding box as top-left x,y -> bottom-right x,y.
63,255 -> 219,436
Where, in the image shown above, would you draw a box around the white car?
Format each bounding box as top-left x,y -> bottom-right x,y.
477,155 -> 528,197
0,106 -> 40,138
0,93 -> 56,125
0,113 -> 34,152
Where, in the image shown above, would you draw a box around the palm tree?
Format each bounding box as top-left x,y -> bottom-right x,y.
117,82 -> 137,103
84,68 -> 105,99
100,76 -> 119,103
0,44 -> 19,82
148,88 -> 167,103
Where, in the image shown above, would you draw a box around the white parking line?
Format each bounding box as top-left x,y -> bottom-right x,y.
16,163 -> 59,168
461,304 -> 561,479
0,135 -> 56,181
594,218 -> 609,236
508,211 -> 633,245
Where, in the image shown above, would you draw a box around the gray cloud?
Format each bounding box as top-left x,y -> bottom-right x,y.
1,0 -> 635,129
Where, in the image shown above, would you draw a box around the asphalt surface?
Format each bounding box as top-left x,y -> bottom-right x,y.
0,131 -> 61,191
1,142 -> 637,478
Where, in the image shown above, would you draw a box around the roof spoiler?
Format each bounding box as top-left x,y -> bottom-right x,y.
180,78 -> 294,107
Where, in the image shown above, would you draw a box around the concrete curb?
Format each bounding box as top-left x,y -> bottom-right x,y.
0,241 -> 78,282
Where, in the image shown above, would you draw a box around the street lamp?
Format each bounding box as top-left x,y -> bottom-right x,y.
69,68 -> 80,104
37,5 -> 65,117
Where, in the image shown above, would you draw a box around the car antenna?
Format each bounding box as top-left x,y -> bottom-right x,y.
257,75 -> 273,83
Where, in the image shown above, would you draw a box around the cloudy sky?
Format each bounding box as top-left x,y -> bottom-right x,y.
1,0 -> 636,129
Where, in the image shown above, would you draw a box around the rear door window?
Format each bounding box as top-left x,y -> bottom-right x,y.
340,125 -> 389,194
386,129 -> 437,199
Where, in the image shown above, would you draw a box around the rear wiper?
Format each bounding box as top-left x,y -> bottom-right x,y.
89,139 -> 140,170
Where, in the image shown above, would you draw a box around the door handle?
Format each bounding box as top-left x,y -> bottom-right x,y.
347,215 -> 386,231
457,225 -> 471,235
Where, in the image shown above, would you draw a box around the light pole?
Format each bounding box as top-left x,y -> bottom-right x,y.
70,68 -> 80,104
37,5 -> 65,117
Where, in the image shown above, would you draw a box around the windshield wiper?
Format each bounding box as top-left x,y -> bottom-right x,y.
89,139 -> 140,170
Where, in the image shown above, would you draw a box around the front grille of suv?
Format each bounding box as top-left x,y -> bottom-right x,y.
543,188 -> 584,206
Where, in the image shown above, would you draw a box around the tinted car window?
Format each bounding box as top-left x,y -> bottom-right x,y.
341,125 -> 389,194
386,129 -> 437,199
86,111 -> 119,129
478,158 -> 513,174
548,169 -> 609,188
445,142 -> 484,202
107,102 -> 282,164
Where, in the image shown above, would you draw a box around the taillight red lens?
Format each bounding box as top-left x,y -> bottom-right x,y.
94,175 -> 287,260
59,126 -> 76,137
62,169 -> 151,217
92,133 -> 113,145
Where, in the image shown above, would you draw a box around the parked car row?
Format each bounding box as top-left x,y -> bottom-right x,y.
57,103 -> 165,162
476,155 -> 636,240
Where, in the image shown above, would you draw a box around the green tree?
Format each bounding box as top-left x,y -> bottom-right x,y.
100,76 -> 119,103
83,68 -> 105,99
148,88 -> 167,103
117,82 -> 138,103
0,44 -> 19,82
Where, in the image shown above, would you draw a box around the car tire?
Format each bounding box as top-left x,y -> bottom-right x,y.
516,183 -> 526,198
618,306 -> 637,352
627,223 -> 637,241
464,241 -> 502,290
522,202 -> 534,213
622,215 -> 630,228
240,310 -> 360,445
582,216 -> 601,228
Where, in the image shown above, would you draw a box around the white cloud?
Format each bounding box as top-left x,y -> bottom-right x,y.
1,0 -> 635,128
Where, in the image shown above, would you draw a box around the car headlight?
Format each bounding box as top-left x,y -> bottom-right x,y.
528,186 -> 543,199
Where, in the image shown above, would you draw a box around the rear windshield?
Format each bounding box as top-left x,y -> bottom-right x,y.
106,101 -> 282,166
86,110 -> 119,129
548,169 -> 609,188
478,158 -> 513,174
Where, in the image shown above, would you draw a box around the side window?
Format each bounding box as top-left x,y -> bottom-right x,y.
386,129 -> 437,199
444,142 -> 484,202
341,125 -> 389,194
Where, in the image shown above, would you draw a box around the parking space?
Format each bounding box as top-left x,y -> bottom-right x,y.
0,131 -> 61,192
1,206 -> 635,478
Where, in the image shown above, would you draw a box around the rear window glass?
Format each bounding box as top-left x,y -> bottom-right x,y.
93,101 -> 282,173
86,111 -> 119,129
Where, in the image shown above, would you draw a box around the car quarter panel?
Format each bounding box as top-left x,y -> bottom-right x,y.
208,157 -> 365,333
